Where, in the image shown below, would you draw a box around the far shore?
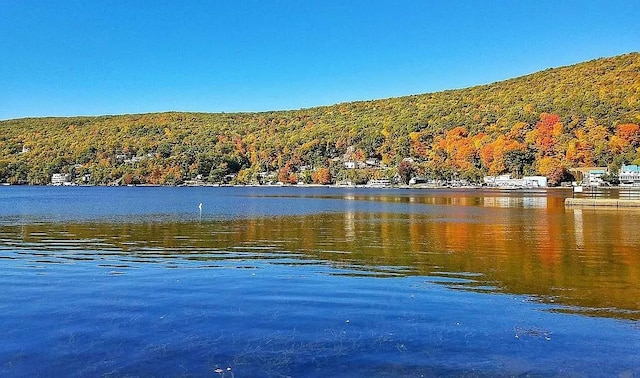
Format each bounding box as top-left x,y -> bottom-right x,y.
1,182 -> 577,190
7,181 -> 640,192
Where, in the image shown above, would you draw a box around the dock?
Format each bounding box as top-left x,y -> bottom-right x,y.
565,198 -> 640,208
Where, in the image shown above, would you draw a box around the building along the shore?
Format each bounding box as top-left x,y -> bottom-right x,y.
51,173 -> 72,186
483,174 -> 547,188
619,165 -> 640,187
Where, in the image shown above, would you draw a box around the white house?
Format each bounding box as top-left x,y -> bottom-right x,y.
51,173 -> 71,186
619,165 -> 640,186
365,158 -> 380,167
483,174 -> 547,188
366,178 -> 392,187
523,176 -> 548,188
484,174 -> 518,187
344,161 -> 366,169
585,169 -> 608,187
344,161 -> 357,169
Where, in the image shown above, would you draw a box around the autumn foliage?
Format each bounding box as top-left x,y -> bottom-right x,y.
311,168 -> 332,185
1,53 -> 639,186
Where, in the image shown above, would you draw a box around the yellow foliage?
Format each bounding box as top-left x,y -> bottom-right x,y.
609,135 -> 628,154
536,156 -> 560,176
552,122 -> 563,137
1,53 -> 640,185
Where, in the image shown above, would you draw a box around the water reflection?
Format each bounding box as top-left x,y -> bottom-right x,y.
574,209 -> 584,248
2,205 -> 639,320
343,195 -> 356,242
481,196 -> 549,208
301,190 -> 558,209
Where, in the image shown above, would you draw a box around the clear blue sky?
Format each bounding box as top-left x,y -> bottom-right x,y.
1,0 -> 638,120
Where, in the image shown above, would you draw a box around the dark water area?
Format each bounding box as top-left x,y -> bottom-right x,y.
0,186 -> 638,377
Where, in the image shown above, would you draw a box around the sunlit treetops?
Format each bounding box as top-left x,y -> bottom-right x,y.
1,52 -> 639,185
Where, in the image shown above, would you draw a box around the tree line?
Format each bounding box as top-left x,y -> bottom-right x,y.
1,53 -> 639,186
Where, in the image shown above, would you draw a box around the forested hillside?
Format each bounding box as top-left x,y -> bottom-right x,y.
1,53 -> 639,186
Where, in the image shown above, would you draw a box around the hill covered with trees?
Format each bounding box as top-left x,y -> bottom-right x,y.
1,53 -> 639,186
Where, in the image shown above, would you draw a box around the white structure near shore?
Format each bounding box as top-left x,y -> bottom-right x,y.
366,178 -> 392,188
585,168 -> 608,187
619,164 -> 640,186
51,173 -> 72,186
483,174 -> 547,188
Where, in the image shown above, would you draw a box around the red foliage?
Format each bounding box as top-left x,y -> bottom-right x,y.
616,123 -> 640,147
533,113 -> 562,156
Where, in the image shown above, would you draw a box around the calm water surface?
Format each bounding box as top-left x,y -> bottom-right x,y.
0,186 -> 638,377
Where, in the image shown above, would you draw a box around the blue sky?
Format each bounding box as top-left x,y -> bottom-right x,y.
1,0 -> 638,120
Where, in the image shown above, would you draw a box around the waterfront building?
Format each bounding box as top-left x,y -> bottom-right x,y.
483,175 -> 547,188
51,173 -> 71,186
585,169 -> 608,187
366,178 -> 392,187
619,165 -> 640,186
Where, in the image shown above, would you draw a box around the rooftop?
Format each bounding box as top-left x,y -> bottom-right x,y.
621,164 -> 640,173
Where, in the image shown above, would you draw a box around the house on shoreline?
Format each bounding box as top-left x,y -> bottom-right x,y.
619,165 -> 640,186
570,167 -> 609,187
483,174 -> 547,188
51,173 -> 72,186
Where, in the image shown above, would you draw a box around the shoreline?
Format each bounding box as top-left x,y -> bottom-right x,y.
0,182 -> 564,191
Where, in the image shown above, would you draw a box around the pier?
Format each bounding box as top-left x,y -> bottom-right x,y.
565,198 -> 640,208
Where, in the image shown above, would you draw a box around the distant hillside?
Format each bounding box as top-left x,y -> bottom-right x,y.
1,52 -> 639,185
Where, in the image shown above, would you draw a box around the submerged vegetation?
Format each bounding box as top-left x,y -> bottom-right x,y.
1,53 -> 639,186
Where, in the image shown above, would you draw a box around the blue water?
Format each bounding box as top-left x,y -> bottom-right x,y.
0,185 -> 553,223
0,186 -> 638,377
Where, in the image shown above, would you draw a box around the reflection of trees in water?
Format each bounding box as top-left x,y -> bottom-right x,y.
6,208 -> 640,320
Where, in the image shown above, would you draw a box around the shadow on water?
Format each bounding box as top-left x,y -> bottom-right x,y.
2,202 -> 639,321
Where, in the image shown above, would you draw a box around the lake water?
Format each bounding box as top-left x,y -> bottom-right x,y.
0,186 -> 638,377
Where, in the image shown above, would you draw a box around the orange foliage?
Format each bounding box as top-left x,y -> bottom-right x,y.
311,168 -> 332,185
615,123 -> 640,147
233,136 -> 246,154
353,148 -> 365,162
609,135 -> 628,155
479,135 -> 524,175
566,129 -> 595,166
438,127 -> 478,170
410,132 -> 429,157
278,164 -> 298,184
507,121 -> 530,142
278,166 -> 290,183
537,156 -> 569,185
529,113 -> 562,157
